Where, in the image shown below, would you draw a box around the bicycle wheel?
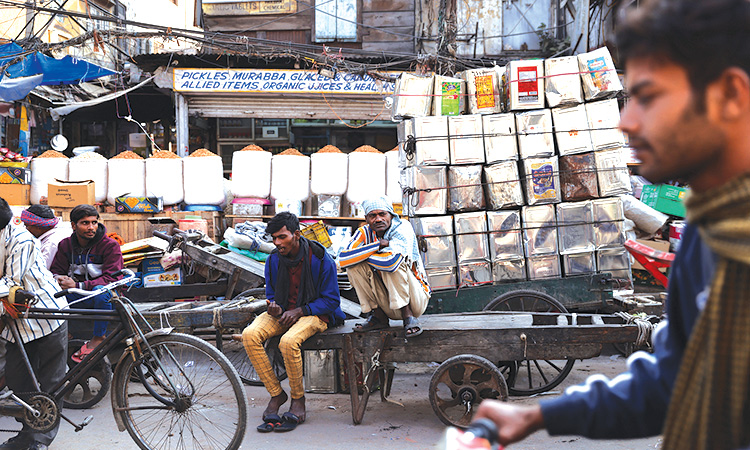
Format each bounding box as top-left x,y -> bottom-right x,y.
111,333 -> 247,450
63,339 -> 112,409
222,336 -> 287,386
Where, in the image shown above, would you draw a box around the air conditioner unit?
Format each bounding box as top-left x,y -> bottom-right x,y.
262,127 -> 279,138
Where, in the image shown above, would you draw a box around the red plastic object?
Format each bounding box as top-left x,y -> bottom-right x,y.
624,239 -> 675,288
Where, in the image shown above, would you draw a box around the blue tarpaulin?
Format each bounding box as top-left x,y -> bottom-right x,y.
0,42 -> 116,101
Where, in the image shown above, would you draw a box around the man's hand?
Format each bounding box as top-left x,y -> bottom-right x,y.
55,276 -> 76,289
278,307 -> 304,327
378,239 -> 389,250
267,301 -> 283,318
474,401 -> 545,446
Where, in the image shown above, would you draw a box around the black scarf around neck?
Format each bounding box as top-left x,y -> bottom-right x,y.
274,237 -> 319,311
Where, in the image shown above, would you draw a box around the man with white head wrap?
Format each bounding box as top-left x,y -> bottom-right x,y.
339,196 -> 430,337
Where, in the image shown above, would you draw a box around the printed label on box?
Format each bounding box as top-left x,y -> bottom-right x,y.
531,162 -> 557,199
587,56 -> 611,91
440,81 -> 461,115
474,75 -> 496,109
517,66 -> 539,104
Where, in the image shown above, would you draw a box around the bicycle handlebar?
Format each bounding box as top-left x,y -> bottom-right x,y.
54,268 -> 138,300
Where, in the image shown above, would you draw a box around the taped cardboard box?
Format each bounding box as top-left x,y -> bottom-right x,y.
48,179 -> 95,208
0,183 -> 29,205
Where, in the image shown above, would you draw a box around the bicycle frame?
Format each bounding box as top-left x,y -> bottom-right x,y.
0,275 -> 193,426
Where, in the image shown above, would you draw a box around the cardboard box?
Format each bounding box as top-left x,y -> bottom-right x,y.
48,180 -> 95,208
631,238 -> 670,271
141,256 -> 164,274
143,267 -> 182,287
640,184 -> 688,218
0,184 -> 29,205
115,196 -> 163,213
0,167 -> 30,184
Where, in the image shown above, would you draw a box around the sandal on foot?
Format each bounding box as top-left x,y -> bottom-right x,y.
404,316 -> 423,339
71,341 -> 94,363
257,413 -> 282,433
274,412 -> 304,432
353,314 -> 388,333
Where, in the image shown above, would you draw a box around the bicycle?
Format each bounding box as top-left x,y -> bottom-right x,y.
0,269 -> 248,450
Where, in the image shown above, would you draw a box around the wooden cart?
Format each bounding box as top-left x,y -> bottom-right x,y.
135,298 -> 652,428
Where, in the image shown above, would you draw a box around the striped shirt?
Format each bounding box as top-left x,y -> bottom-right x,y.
340,224 -> 431,296
339,225 -> 404,272
0,222 -> 67,343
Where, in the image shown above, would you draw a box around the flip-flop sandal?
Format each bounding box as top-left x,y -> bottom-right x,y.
274,412 -> 304,432
353,314 -> 388,333
256,413 -> 282,433
404,316 -> 423,339
71,341 -> 94,364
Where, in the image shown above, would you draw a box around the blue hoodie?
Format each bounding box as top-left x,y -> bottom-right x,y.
540,223 -> 716,438
265,238 -> 345,325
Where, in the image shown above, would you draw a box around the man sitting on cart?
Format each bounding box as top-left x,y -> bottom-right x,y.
241,212 -> 344,433
50,204 -> 123,362
340,196 -> 431,338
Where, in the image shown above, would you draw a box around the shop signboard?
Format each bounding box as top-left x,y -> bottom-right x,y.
202,0 -> 297,16
173,68 -> 396,95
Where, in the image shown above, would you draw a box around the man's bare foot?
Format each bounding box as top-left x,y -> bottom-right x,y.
263,391 -> 288,419
89,336 -> 105,348
288,396 -> 306,422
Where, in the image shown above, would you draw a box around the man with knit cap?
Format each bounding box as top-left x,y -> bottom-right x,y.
475,1 -> 750,449
20,205 -> 70,269
0,197 -> 68,450
340,196 -> 430,338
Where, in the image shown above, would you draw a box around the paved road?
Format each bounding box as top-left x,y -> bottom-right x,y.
0,349 -> 662,450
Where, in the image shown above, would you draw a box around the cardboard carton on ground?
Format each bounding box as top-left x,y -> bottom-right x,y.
0,184 -> 29,205
48,180 -> 95,208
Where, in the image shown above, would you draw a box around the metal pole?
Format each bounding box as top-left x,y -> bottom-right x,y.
175,92 -> 189,157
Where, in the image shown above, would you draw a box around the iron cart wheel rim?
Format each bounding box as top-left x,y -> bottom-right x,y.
483,289 -> 576,396
429,354 -> 509,428
111,333 -> 248,450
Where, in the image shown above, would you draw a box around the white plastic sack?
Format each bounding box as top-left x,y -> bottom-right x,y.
146,158 -> 184,205
271,154 -> 310,201
385,150 -> 402,203
232,150 -> 272,198
224,227 -> 275,253
619,194 -> 669,235
69,158 -> 108,203
183,155 -> 225,205
30,158 -> 68,204
107,159 -> 145,206
310,152 -> 348,195
346,152 -> 386,204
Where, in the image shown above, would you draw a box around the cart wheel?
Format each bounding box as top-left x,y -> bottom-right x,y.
429,354 -> 508,428
63,339 -> 112,409
483,290 -> 576,396
222,337 -> 287,386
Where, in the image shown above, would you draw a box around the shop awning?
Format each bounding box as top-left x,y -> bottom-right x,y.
0,42 -> 116,101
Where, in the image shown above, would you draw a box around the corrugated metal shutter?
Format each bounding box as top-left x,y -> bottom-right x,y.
186,94 -> 389,120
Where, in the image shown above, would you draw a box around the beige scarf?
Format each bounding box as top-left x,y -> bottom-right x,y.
662,173 -> 750,450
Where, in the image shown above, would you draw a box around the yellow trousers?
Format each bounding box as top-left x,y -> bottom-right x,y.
241,312 -> 327,399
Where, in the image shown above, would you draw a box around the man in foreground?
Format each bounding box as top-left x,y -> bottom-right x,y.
475,1 -> 750,449
50,204 -> 122,361
241,212 -> 344,432
0,197 -> 68,450
20,205 -> 70,269
339,197 -> 430,337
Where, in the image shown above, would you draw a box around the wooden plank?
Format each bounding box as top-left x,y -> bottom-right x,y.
125,282 -> 230,302
362,41 -> 416,53
205,13 -> 312,32
362,11 -> 414,27
362,26 -> 413,42
363,0 -> 414,11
